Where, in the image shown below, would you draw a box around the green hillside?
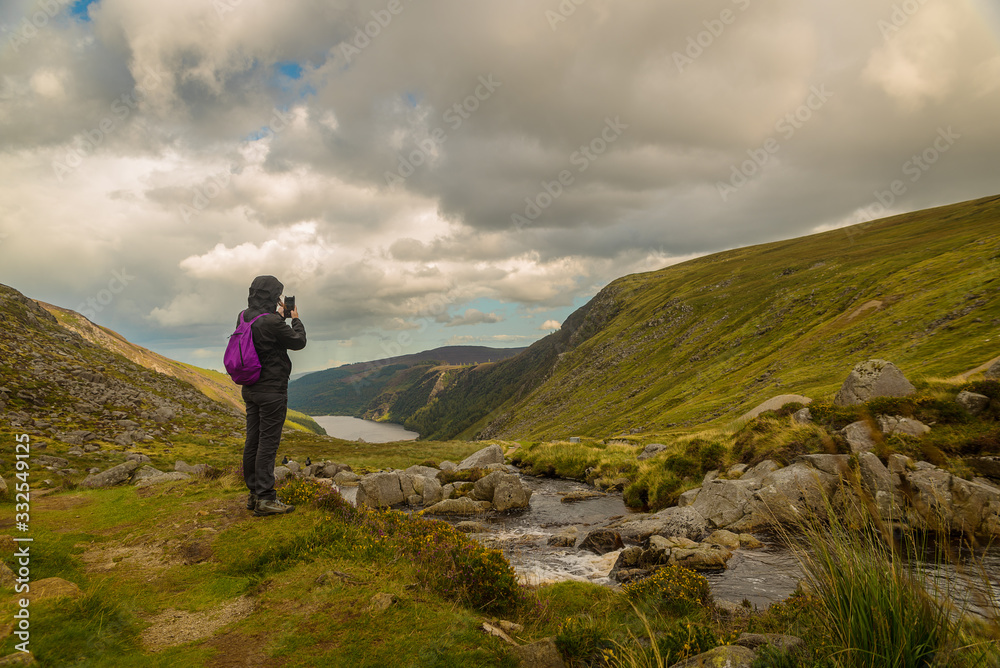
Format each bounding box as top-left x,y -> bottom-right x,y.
417,194 -> 1000,441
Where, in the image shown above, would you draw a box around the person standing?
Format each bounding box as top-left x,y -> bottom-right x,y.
239,275 -> 306,516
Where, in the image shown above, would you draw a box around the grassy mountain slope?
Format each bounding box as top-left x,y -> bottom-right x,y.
420,194 -> 1000,441
39,301 -> 325,435
287,346 -> 525,417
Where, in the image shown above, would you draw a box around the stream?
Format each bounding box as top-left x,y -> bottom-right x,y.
344,471 -> 1000,612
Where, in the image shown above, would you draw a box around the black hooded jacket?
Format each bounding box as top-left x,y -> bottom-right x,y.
237,275 -> 307,394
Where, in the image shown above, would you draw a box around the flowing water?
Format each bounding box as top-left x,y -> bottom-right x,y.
343,470 -> 1000,612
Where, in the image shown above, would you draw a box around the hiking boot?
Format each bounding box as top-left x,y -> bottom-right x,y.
246,493 -> 257,511
254,498 -> 295,516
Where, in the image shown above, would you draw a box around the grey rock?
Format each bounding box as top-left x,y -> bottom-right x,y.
795,454 -> 851,477
457,444 -> 504,470
610,505 -> 710,543
957,391 -> 991,415
834,359 -> 916,406
737,632 -> 807,656
35,455 -> 69,468
81,460 -> 140,488
132,465 -> 164,482
702,469 -> 720,485
901,468 -> 1000,534
126,453 -> 151,465
493,476 -> 532,512
510,637 -> 566,668
877,414 -> 930,437
969,457 -> 1000,480
419,476 -> 443,505
61,430 -> 96,445
356,472 -> 404,508
690,478 -> 760,528
668,645 -> 755,668
547,527 -> 579,547
406,494 -> 423,506
135,472 -> 191,488
0,475 -> 6,497
398,472 -> 416,499
670,545 -> 733,571
333,470 -> 361,485
404,465 -> 440,479
273,466 -> 291,483
152,406 -> 176,423
67,448 -> 84,457
174,460 -> 208,475
286,461 -> 301,474
741,459 -> 781,483
83,443 -> 101,453
472,471 -> 506,502
439,461 -> 457,472
677,487 -> 701,507
422,497 -> 492,515
985,359 -> 1000,380
704,529 -> 741,549
748,463 -> 839,527
727,463 -> 748,476
888,454 -> 914,474
579,529 -> 624,555
117,419 -> 140,430
793,407 -> 813,424
843,421 -> 878,453
637,443 -> 668,461
441,483 -> 456,500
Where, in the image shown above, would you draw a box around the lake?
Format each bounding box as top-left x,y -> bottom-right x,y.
312,415 -> 419,443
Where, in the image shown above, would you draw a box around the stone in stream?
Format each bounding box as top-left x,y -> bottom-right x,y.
422,497 -> 492,515
547,527 -> 579,547
579,529 -> 624,555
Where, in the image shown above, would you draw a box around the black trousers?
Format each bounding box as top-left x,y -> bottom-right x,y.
242,386 -> 287,501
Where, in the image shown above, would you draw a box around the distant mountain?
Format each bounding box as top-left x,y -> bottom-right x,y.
286,346 -> 526,418
372,194 -> 1000,441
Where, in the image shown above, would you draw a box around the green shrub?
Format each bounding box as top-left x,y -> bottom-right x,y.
653,620 -> 721,664
555,615 -> 610,663
277,477 -> 329,507
621,564 -> 711,616
698,442 -> 727,473
664,452 -> 700,479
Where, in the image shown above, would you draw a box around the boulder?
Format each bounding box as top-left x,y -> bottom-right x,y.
608,546 -> 645,581
900,468 -> 1000,535
957,391 -> 991,415
439,461 -> 457,472
34,455 -> 69,468
131,465 -> 164,483
61,430 -> 96,445
273,466 -> 291,484
174,461 -> 209,476
736,633 -> 807,656
727,463 -> 748,476
0,475 -> 6,497
579,529 -> 624,555
670,545 -> 733,571
135,472 -> 191,488
877,415 -> 930,437
888,454 -> 914,474
610,505 -> 711,543
842,421 -> 878,453
690,478 -> 761,528
746,463 -> 839,527
834,359 -> 916,406
741,460 -> 780,483
398,473 -> 416,499
126,453 -> 151,465
81,460 -> 140,488
547,527 -> 579,547
703,529 -> 741,549
356,472 -> 405,508
792,407 -> 813,424
152,406 -> 176,423
286,461 -> 301,474
419,476 -> 443,505
422,497 -> 492,515
668,645 -> 755,668
333,470 -> 361,486
795,454 -> 851,477
985,359 -> 1000,380
472,471 -> 506,502
510,637 -> 566,668
637,443 -> 668,461
739,534 -> 764,549
456,521 -> 490,534
677,487 -> 700,507
492,476 -> 532,512
404,465 -> 440,479
968,456 -> 1000,480
738,394 -> 812,422
457,444 -> 504,470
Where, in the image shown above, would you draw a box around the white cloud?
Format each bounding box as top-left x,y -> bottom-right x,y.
540,320 -> 561,331
445,308 -> 504,328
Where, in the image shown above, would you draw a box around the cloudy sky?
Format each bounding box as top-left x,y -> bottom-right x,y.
2,0 -> 999,373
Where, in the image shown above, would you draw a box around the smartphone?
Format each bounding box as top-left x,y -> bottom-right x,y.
284,295 -> 295,318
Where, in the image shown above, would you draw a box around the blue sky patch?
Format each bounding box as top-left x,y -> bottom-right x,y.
70,0 -> 99,21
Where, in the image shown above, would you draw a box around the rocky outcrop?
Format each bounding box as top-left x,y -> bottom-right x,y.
985,359 -> 1000,380
637,443 -> 668,461
833,360 -> 916,406
458,444 -> 504,470
356,472 -> 406,508
876,415 -> 930,437
842,421 -> 878,453
81,460 -> 141,488
422,497 -> 492,515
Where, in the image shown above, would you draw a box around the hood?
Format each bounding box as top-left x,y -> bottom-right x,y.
247,275 -> 283,313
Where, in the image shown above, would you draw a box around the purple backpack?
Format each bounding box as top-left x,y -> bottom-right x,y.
224,311 -> 267,385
